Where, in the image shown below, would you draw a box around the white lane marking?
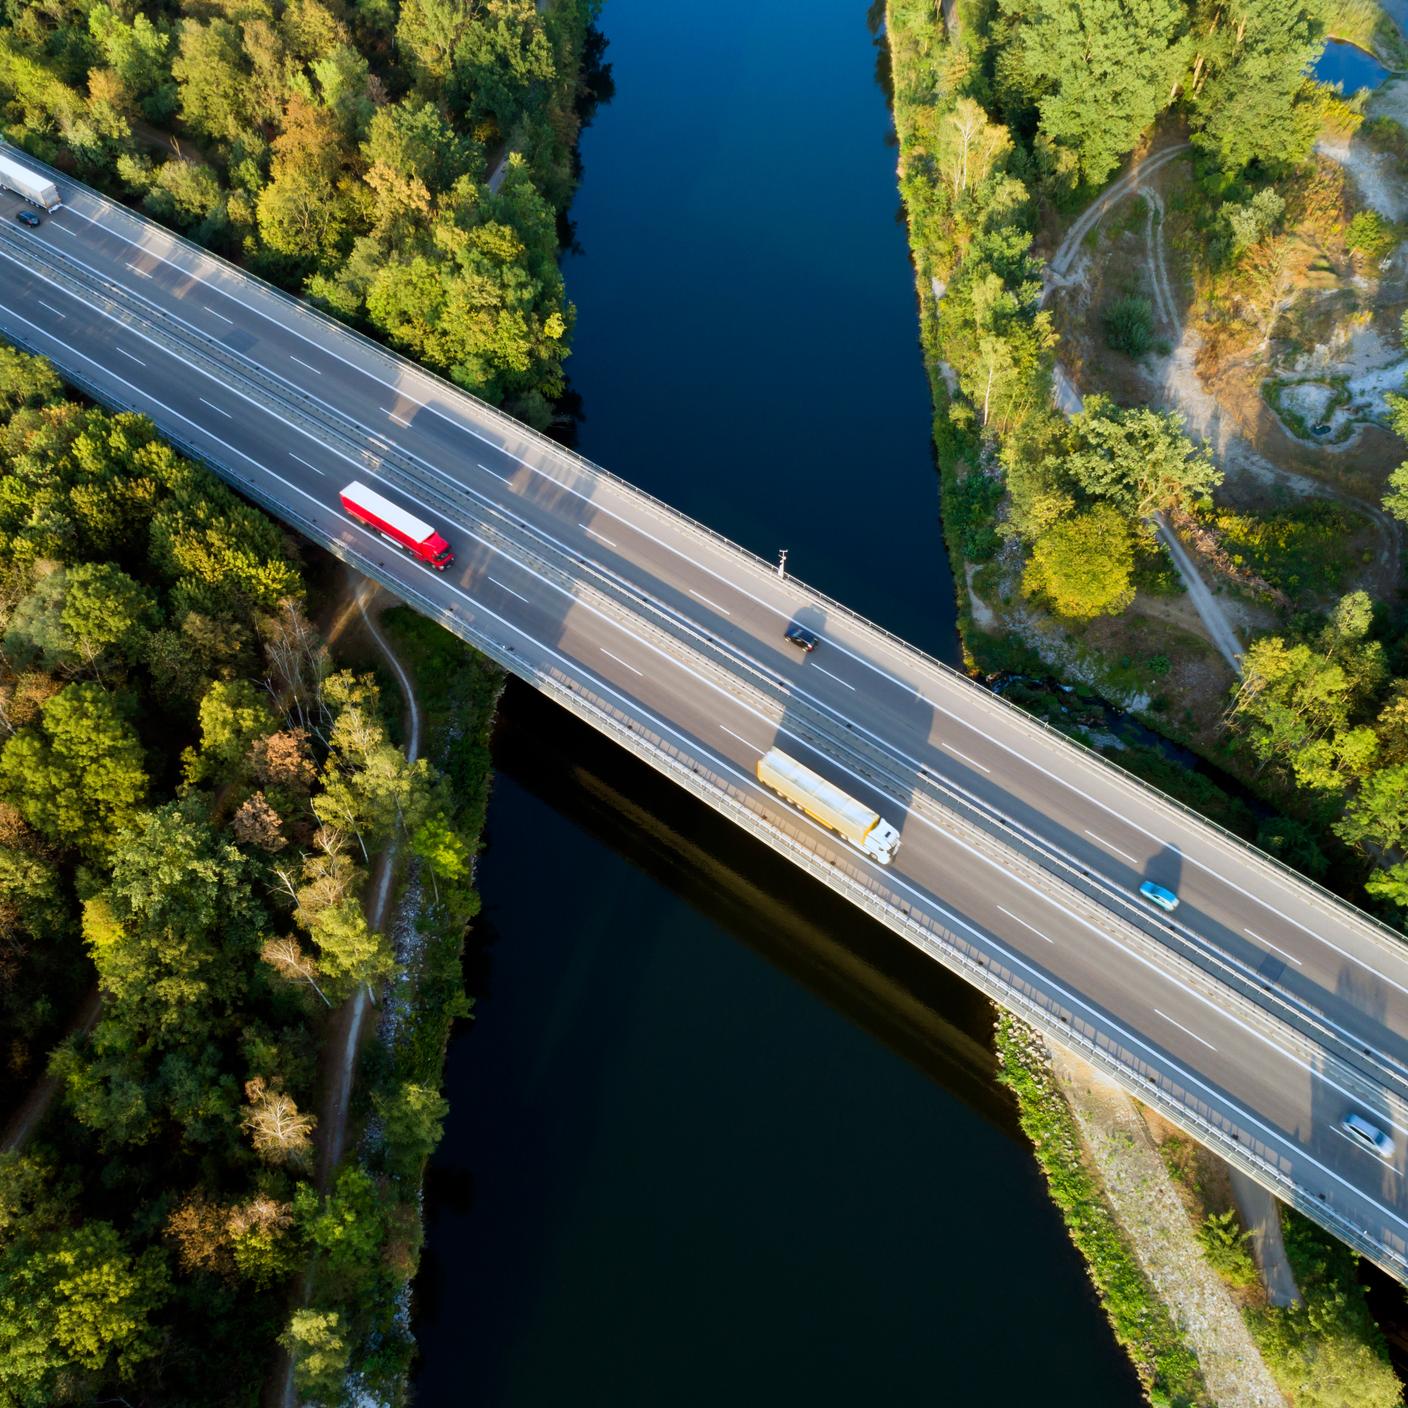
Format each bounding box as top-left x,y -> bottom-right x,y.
198,396 -> 232,418
38,200 -> 1373,964
1156,1009 -> 1218,1053
584,525 -> 617,548
488,577 -> 529,604
690,589 -> 731,616
478,462 -> 512,483
126,261 -> 152,278
14,233 -> 1404,1017
8,295 -> 1403,1231
600,648 -> 642,677
37,299 -> 66,318
388,409 -> 411,427
947,746 -> 990,775
813,664 -> 855,690
52,223 -> 78,236
3,267 -> 1374,1117
720,726 -> 757,750
289,452 -> 325,478
1086,830 -> 1139,866
997,905 -> 1053,944
114,347 -> 145,366
204,306 -> 234,324
290,354 -> 322,374
1245,929 -> 1304,968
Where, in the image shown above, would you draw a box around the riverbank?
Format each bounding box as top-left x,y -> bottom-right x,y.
885,0 -> 1406,1401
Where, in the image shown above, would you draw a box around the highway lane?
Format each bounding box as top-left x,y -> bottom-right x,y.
15,183 -> 1408,1082
4,165 -> 1408,1273
13,189 -> 1408,1090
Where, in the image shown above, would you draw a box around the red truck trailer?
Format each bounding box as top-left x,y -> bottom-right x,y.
339,481 -> 454,570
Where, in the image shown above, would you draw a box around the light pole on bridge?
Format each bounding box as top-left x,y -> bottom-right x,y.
777,548 -> 788,580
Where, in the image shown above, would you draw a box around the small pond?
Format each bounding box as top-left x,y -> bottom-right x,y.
1315,39 -> 1391,93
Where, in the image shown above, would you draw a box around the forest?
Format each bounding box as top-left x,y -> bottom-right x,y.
0,0 -> 594,1401
889,0 -> 1408,928
0,343 -> 495,1406
0,0 -> 598,427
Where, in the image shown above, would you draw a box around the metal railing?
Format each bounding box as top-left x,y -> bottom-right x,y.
5,135 -> 1401,963
12,224 -> 1405,1114
6,150 -> 1408,1281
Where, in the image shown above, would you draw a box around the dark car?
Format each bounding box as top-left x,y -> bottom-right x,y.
14,209 -> 40,228
784,624 -> 819,653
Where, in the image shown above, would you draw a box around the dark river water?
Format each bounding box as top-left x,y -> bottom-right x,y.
412,2 -> 1143,1403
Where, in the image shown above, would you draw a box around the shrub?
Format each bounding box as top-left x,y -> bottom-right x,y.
1196,1209 -> 1258,1288
1345,209 -> 1400,261
1102,294 -> 1155,357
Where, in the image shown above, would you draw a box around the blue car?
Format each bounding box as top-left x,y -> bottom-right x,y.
1138,880 -> 1179,913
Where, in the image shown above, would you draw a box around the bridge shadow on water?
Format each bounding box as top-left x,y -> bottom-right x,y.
412,679 -> 1148,1408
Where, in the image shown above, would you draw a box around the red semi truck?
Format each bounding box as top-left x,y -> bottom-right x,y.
339,481 -> 454,570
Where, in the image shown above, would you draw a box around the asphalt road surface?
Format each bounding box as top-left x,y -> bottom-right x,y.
3,154 -> 1408,1280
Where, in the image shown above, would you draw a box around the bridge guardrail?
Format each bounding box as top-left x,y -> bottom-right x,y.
7,301 -> 1405,1283
8,224 -> 1408,1113
6,136 -> 1403,962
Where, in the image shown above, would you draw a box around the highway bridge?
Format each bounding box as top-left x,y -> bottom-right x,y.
4,147 -> 1408,1283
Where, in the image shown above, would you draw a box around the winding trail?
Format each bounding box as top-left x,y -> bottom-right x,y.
271,576 -> 421,1408
1046,141 -> 1407,672
1040,145 -> 1248,667
0,988 -> 102,1156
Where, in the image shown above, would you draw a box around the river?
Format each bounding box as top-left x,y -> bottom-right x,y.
412,2 -> 1143,1403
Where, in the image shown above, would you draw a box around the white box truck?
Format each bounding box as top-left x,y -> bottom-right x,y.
0,153 -> 61,211
756,747 -> 901,864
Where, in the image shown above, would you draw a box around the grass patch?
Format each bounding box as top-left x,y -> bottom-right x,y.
995,1015 -> 1211,1408
1245,1210 -> 1401,1408
1209,500 -> 1361,600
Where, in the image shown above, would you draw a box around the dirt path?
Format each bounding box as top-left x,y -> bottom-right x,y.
1041,144 -> 1253,666
1156,513 -> 1244,670
271,576 -> 421,1408
1047,142 -> 1404,663
0,987 -> 102,1156
314,583 -> 422,1185
1050,1045 -> 1289,1408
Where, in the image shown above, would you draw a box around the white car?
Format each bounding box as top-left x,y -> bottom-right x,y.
1342,1111 -> 1394,1159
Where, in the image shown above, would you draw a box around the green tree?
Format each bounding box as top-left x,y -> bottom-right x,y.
183,678 -> 275,787
1064,397 -> 1222,519
1188,0 -> 1325,175
86,802 -> 266,1037
293,1166 -> 387,1292
1334,764 -> 1408,855
87,4 -> 175,121
0,683 -> 147,857
0,347 -> 61,414
0,1221 -> 169,1407
1023,505 -> 1137,618
410,812 -> 472,901
374,1080 -> 449,1182
5,562 -> 155,678
306,895 -> 394,999
280,1308 -> 350,1406
995,0 -> 1188,185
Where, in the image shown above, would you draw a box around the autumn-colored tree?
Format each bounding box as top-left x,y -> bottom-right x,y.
242,1076 -> 316,1168
233,791 -> 287,851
